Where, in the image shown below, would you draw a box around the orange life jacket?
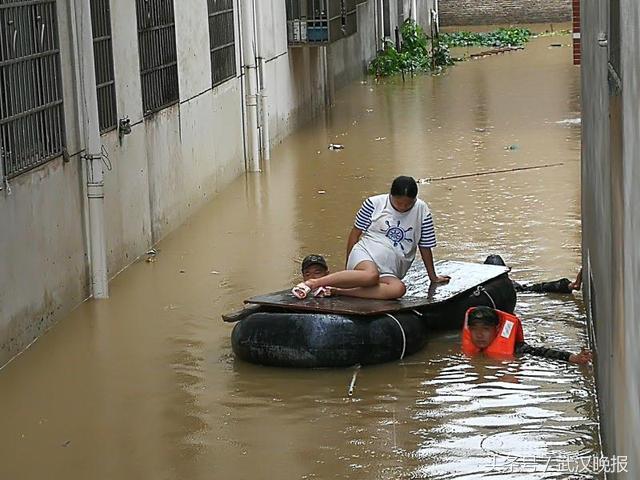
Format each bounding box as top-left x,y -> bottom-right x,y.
462,307 -> 524,357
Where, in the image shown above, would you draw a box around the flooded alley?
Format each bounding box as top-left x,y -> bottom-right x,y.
0,31 -> 599,479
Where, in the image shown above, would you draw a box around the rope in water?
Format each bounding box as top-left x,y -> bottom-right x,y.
474,286 -> 497,309
386,313 -> 407,360
418,162 -> 564,183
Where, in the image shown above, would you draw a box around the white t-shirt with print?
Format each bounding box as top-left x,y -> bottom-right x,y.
351,194 -> 437,279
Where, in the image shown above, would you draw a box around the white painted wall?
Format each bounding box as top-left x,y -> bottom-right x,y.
0,0 -> 403,365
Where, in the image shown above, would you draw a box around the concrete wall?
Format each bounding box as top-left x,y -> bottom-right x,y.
581,0 -> 640,477
438,0 -> 571,26
0,0 -> 431,366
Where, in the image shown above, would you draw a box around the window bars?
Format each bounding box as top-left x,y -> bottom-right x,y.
91,0 -> 117,132
0,0 -> 66,180
135,0 -> 179,115
207,0 -> 236,87
285,0 -> 356,45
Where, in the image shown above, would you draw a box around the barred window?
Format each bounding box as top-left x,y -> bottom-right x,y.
0,0 -> 65,180
91,0 -> 117,132
207,0 -> 236,87
135,0 -> 179,115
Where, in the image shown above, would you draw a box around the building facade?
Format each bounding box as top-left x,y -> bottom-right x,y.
580,1 -> 639,477
0,0 -> 437,366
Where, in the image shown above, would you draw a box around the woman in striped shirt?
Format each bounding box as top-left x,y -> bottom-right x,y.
292,176 -> 449,300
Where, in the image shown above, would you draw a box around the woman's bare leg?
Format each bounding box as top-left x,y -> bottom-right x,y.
333,276 -> 406,300
305,261 -> 380,289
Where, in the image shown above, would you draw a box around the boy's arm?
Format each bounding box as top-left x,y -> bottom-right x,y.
515,342 -> 592,364
419,247 -> 450,283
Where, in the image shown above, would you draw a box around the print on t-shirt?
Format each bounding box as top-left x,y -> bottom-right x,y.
381,220 -> 414,251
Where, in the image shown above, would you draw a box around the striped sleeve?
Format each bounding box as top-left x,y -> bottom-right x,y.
354,198 -> 375,231
418,212 -> 437,248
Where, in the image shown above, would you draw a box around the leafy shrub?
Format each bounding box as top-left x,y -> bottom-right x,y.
369,20 -> 454,77
441,27 -> 532,48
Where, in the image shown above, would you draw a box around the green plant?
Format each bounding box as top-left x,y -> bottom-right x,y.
369,20 -> 454,77
368,40 -> 408,76
431,39 -> 454,67
440,27 -> 533,48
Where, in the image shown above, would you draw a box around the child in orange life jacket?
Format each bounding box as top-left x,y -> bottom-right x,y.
462,306 -> 593,364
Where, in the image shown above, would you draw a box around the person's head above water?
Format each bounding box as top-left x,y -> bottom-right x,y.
467,306 -> 501,350
301,254 -> 329,281
484,254 -> 507,267
389,176 -> 418,212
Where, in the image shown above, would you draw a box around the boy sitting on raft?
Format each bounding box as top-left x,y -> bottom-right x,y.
463,306 -> 592,364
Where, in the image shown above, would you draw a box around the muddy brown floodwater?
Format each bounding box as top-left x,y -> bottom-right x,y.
0,31 -> 601,479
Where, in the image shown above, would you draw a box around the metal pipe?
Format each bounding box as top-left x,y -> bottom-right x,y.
378,0 -> 384,47
433,0 -> 440,33
73,0 -> 109,298
253,0 -> 270,161
411,0 -> 418,22
241,0 -> 260,172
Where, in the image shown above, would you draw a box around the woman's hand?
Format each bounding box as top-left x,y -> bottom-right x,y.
429,275 -> 451,284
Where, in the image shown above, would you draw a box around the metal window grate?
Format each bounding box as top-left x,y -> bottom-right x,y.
0,0 -> 66,180
207,0 -> 236,87
135,0 -> 179,115
91,0 -> 117,132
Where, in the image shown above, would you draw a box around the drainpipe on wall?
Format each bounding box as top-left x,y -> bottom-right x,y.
241,0 -> 261,172
411,0 -> 418,22
253,0 -> 270,162
433,0 -> 439,32
72,0 -> 109,298
378,0 -> 385,47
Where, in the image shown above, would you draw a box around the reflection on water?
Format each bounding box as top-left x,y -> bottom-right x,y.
0,32 -> 598,479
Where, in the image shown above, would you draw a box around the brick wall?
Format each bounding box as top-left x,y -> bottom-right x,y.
439,0 -> 572,26
572,0 -> 580,65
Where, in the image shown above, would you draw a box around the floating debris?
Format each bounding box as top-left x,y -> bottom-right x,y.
145,248 -> 158,263
470,46 -> 524,59
348,364 -> 361,397
318,190 -> 326,194
375,136 -> 386,141
328,144 -> 344,150
555,118 -> 581,125
504,144 -> 519,151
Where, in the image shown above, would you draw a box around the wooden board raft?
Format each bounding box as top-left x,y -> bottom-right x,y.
241,261 -> 509,317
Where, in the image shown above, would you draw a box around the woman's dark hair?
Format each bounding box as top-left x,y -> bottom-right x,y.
390,176 -> 418,198
467,306 -> 500,326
